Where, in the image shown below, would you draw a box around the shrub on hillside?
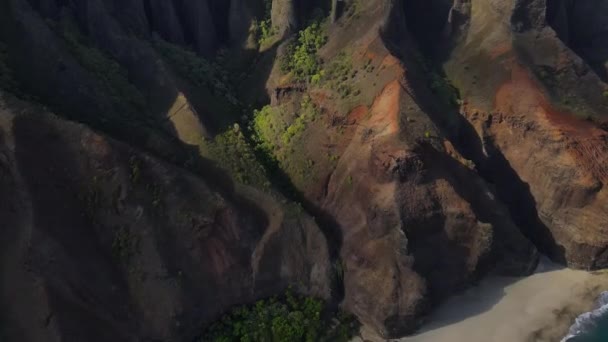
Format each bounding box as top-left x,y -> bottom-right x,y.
200,289 -> 358,342
251,105 -> 281,152
281,21 -> 328,82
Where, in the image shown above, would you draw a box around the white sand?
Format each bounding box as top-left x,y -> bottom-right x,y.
355,259 -> 608,342
395,261 -> 608,342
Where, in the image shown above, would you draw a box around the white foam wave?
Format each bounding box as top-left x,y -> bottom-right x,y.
561,291 -> 608,341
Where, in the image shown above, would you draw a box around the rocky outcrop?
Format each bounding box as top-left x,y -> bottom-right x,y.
262,1 -> 538,337
2,0 -> 222,162
436,0 -> 608,269
24,0 -> 260,56
0,94 -> 333,342
321,90 -> 537,336
110,0 -> 150,37
228,0 -> 256,48
2,0 -> 608,340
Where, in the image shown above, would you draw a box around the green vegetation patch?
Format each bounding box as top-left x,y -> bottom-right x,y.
321,51 -> 358,99
201,289 -> 358,342
414,53 -> 460,108
201,125 -> 270,189
0,41 -> 35,100
281,21 -> 328,82
251,98 -> 318,158
252,0 -> 277,47
249,98 -> 322,188
282,96 -> 319,144
254,18 -> 277,46
154,39 -> 243,130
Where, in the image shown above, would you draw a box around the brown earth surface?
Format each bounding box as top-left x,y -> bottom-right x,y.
0,0 -> 607,340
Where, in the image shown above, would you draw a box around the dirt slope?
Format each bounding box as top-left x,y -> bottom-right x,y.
0,0 -> 607,340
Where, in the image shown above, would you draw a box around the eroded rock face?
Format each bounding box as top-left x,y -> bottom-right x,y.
2,0 -> 608,340
146,0 -> 186,45
0,95 -> 333,342
438,0 -> 608,269
318,76 -> 537,338
261,1 -> 538,337
228,0 -> 257,48
547,0 -> 608,80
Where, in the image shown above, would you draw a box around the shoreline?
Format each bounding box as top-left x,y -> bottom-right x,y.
356,261 -> 608,342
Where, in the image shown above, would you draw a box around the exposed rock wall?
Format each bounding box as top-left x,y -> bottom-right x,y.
262,1 -> 538,337
1,0 -> 607,340
0,94 -> 332,342
23,0 -> 259,55
437,0 -> 608,269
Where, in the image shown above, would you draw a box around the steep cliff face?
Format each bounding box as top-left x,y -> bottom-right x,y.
260,0 -> 538,337
427,0 -> 608,269
0,94 -> 332,342
1,0 -> 607,340
23,0 -> 259,53
547,0 -> 608,81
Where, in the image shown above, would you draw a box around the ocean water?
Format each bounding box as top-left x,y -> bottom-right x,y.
563,292 -> 608,342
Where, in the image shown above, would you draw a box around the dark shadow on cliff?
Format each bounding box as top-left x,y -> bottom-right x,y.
2,2 -> 345,340
401,0 -> 454,57
141,47 -> 346,336
477,137 -> 567,264
2,0 -> 343,265
380,0 -> 567,266
10,112 -> 136,342
234,44 -> 345,303
396,142 -> 521,329
546,0 -> 608,82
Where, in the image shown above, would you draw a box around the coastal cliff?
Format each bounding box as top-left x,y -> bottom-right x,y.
0,0 -> 606,340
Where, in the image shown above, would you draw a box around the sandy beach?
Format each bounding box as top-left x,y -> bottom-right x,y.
357,260 -> 608,342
